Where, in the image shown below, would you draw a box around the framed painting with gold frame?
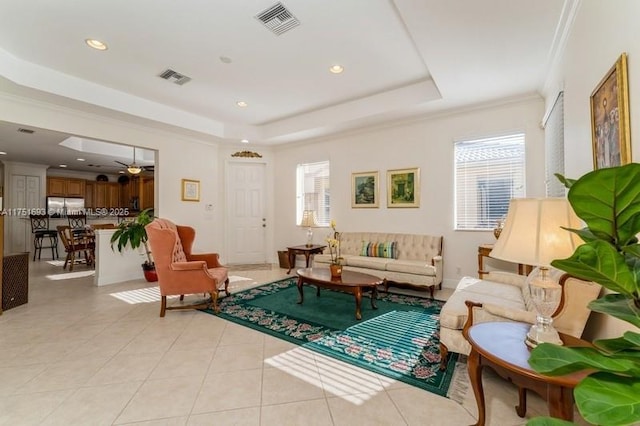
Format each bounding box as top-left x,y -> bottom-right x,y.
387,167 -> 420,208
591,53 -> 631,169
351,171 -> 379,208
181,179 -> 200,202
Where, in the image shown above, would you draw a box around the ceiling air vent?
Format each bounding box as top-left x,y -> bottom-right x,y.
255,2 -> 300,36
158,68 -> 192,86
17,128 -> 35,134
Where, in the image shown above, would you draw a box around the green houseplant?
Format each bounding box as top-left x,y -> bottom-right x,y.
527,163 -> 640,426
110,208 -> 156,281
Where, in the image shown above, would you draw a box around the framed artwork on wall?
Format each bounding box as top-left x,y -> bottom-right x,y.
181,179 -> 200,202
591,52 -> 631,169
387,167 -> 420,208
351,171 -> 379,208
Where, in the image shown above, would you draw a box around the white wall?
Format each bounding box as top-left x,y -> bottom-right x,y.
542,0 -> 640,339
273,98 -> 546,287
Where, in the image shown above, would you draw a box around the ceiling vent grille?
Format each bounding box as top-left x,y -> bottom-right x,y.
17,128 -> 35,134
255,2 -> 300,36
158,68 -> 192,85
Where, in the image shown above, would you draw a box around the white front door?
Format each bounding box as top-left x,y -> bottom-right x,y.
226,162 -> 266,264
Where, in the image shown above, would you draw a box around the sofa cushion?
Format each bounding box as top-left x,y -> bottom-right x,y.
361,241 -> 397,258
345,256 -> 388,271
440,276 -> 527,330
385,260 -> 436,276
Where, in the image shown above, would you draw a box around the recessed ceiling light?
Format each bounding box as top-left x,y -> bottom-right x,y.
236,101 -> 248,108
85,38 -> 108,51
241,139 -> 249,144
118,170 -> 125,174
59,164 -> 67,168
329,64 -> 344,74
219,56 -> 232,64
77,158 -> 85,161
0,151 -> 6,155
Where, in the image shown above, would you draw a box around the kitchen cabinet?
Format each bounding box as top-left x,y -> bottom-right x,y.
47,177 -> 66,196
141,178 -> 154,210
46,177 -> 86,197
94,182 -> 119,208
85,182 -> 95,209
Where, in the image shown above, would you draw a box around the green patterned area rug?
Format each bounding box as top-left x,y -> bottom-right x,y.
202,277 -> 458,396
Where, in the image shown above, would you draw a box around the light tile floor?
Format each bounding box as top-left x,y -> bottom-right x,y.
0,259 -> 587,425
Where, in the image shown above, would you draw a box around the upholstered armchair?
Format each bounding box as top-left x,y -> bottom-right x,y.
145,218 -> 229,317
439,270 -> 601,370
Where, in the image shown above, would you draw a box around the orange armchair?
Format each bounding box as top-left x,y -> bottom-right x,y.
145,218 -> 229,317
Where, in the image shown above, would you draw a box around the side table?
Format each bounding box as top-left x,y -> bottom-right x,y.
464,322 -> 590,425
286,244 -> 326,274
478,243 -> 533,278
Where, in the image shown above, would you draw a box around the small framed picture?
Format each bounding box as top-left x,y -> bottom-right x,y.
387,167 -> 420,208
591,53 -> 631,169
352,171 -> 379,208
181,179 -> 200,202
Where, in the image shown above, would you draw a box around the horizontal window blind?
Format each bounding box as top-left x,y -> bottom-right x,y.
455,133 -> 526,230
296,160 -> 331,226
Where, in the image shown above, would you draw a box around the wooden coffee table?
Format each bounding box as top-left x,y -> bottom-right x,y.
464,322 -> 590,426
296,268 -> 382,320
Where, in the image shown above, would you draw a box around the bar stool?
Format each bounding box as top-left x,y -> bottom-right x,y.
67,212 -> 87,229
29,214 -> 59,261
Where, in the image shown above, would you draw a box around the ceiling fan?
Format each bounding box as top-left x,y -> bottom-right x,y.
115,147 -> 154,174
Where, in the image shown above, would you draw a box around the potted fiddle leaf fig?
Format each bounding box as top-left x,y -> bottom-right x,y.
527,163 -> 640,426
110,208 -> 157,282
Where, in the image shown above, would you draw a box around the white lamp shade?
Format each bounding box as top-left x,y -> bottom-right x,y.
489,198 -> 582,267
300,210 -> 317,227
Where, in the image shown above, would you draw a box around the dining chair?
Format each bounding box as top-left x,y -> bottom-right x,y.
57,225 -> 95,271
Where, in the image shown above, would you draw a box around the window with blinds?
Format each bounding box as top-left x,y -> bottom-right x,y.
296,160 -> 330,226
454,133 -> 526,230
544,92 -> 565,197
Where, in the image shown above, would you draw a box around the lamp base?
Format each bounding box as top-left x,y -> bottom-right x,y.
525,324 -> 563,349
306,227 -> 313,247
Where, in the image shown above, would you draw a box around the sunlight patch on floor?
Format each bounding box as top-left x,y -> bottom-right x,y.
229,275 -> 253,283
46,270 -> 95,280
109,286 -> 178,304
265,346 -> 396,405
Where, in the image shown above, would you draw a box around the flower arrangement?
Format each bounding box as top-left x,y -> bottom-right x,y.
326,219 -> 341,265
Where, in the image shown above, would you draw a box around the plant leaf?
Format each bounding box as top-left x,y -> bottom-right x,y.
528,344 -> 640,376
594,331 -> 640,353
589,295 -> 640,328
554,173 -> 575,189
551,240 -> 636,295
575,372 -> 640,425
567,163 -> 640,247
526,417 -> 573,426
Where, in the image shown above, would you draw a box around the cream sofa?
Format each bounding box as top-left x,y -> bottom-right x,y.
438,269 -> 601,368
312,232 -> 443,297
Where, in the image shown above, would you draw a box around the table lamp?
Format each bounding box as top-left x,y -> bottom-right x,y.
489,198 -> 582,348
300,210 -> 317,247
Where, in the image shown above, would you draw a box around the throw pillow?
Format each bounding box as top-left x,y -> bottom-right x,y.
360,241 -> 397,259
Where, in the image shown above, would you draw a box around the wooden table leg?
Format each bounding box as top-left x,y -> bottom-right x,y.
547,385 -> 574,421
516,387 -> 527,417
287,249 -> 295,274
468,349 -> 486,426
304,252 -> 312,267
370,285 -> 378,310
354,287 -> 362,320
297,277 -> 304,304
